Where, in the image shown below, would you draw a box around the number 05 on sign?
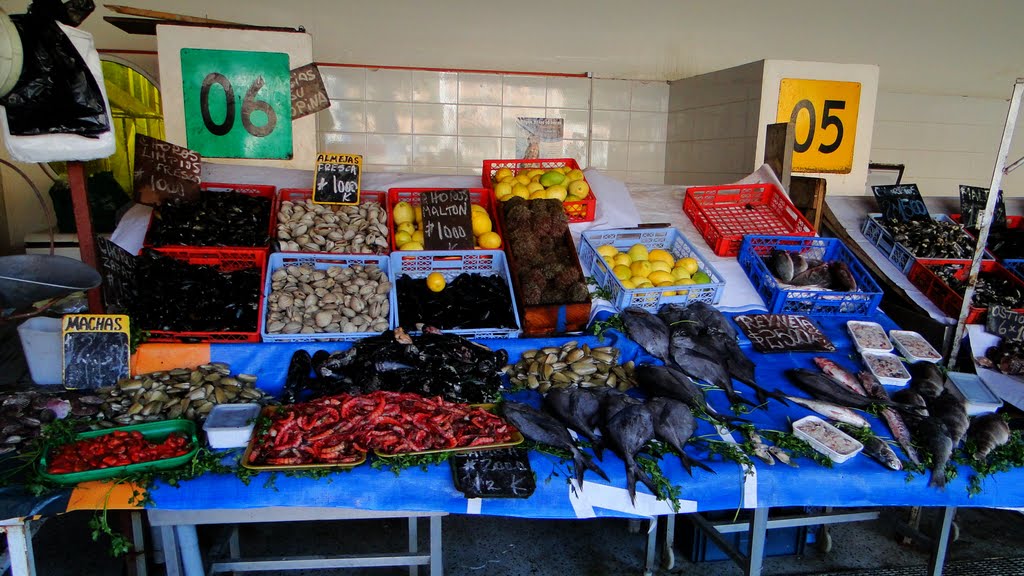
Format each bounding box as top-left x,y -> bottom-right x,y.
776,79 -> 861,174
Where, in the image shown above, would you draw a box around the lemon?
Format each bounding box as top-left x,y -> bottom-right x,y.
636,280 -> 654,289
394,231 -> 412,246
612,265 -> 632,281
691,271 -> 712,284
557,166 -> 571,174
620,279 -> 636,289
494,181 -> 513,200
531,175 -> 542,184
471,204 -> 488,215
412,230 -> 424,244
630,260 -> 653,278
662,290 -> 677,297
397,222 -> 415,236
529,190 -> 548,200
393,201 -> 414,225
478,231 -> 502,249
414,205 -> 423,224
527,181 -> 545,194
671,267 -> 692,281
426,272 -> 446,292
515,174 -> 532,186
676,257 -> 699,276
677,278 -> 696,285
597,244 -> 618,259
613,253 -> 632,267
566,169 -> 585,182
650,260 -> 672,274
539,171 -> 566,187
648,270 -> 674,285
527,168 -> 545,178
400,241 -> 424,251
512,184 -> 531,200
602,255 -> 615,268
627,244 -> 649,262
545,185 -> 568,202
649,249 -> 675,266
493,167 -> 513,182
500,175 -> 516,185
567,180 -> 590,199
471,211 -> 492,236
629,276 -> 648,286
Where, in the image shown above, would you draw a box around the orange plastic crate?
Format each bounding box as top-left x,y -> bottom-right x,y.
274,188 -> 389,254
481,158 -> 596,223
145,182 -> 277,251
386,188 -> 503,252
907,259 -> 1024,324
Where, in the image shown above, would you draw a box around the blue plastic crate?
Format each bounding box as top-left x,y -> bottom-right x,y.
738,235 -> 883,316
578,227 -> 725,311
860,213 -> 993,275
1005,259 -> 1024,283
261,253 -> 396,342
390,250 -> 521,339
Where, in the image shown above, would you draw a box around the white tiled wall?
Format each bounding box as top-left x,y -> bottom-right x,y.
317,67 -> 668,183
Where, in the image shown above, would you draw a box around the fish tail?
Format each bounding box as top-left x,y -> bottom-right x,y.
590,439 -> 605,461
679,451 -> 715,475
625,462 -> 638,505
729,392 -> 759,408
928,468 -> 947,489
739,379 -> 789,406
575,448 -> 608,484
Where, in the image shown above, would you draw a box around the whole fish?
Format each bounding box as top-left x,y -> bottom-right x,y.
544,387 -> 605,459
603,403 -> 660,504
858,371 -> 921,466
791,253 -> 809,277
669,334 -> 756,407
910,363 -> 945,399
813,358 -> 866,396
915,417 -> 953,489
743,428 -> 775,465
892,388 -> 929,417
706,332 -> 787,405
646,397 -> 715,476
601,388 -> 644,424
788,369 -> 907,410
790,263 -> 831,287
667,301 -> 739,339
621,307 -> 670,361
501,402 -> 609,485
928,391 -> 969,447
769,446 -> 797,467
862,436 -> 903,471
967,413 -> 1011,460
770,249 -> 795,282
829,261 -> 858,292
784,395 -> 870,428
634,365 -> 742,425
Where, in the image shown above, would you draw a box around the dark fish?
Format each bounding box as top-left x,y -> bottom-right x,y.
658,304 -> 705,336
600,389 -> 643,426
646,397 -> 714,476
858,371 -> 921,465
928,392 -> 969,447
915,417 -> 953,488
669,333 -> 755,407
861,436 -> 902,471
891,388 -> 929,417
682,301 -> 738,339
910,363 -> 945,399
790,264 -> 831,287
544,388 -> 604,459
787,369 -> 907,410
635,364 -> 736,424
829,261 -> 858,292
706,332 -> 786,406
770,249 -> 794,282
501,402 -> 608,485
967,413 -> 1011,460
603,403 -> 659,504
791,252 -> 809,277
621,307 -> 670,361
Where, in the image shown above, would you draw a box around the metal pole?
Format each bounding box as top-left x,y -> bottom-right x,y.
928,506 -> 956,576
947,79 -> 1024,368
746,507 -> 769,576
66,161 -> 104,313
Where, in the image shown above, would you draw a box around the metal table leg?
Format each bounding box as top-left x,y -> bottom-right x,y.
408,517 -> 418,576
662,514 -> 676,571
644,516 -> 658,576
429,515 -> 442,576
745,507 -> 769,576
176,525 -> 205,576
131,511 -> 147,576
160,526 -> 182,576
928,506 -> 956,576
4,521 -> 36,576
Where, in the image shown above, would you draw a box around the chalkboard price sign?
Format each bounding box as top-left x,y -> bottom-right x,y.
96,237 -> 137,315
451,448 -> 535,499
312,153 -> 362,205
420,189 -> 474,250
133,134 -> 201,206
872,184 -> 930,222
986,306 -> 1024,344
733,314 -> 836,353
62,314 -> 131,390
959,185 -> 1007,230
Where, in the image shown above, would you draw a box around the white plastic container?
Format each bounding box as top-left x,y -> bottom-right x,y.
889,330 -> 942,364
792,415 -> 864,463
846,320 -> 893,353
946,372 -> 1003,416
203,404 -> 261,449
16,317 -> 63,385
861,351 -> 912,386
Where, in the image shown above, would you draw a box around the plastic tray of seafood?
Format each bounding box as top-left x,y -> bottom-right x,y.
791,416 -> 863,464
387,188 -> 504,251
860,213 -> 993,275
391,250 -> 521,339
481,158 -> 596,223
738,235 -> 882,317
261,253 -> 396,342
846,320 -> 893,354
204,403 -> 261,449
274,189 -> 390,254
242,406 -> 366,471
579,227 -> 725,311
146,182 -> 277,252
945,371 -> 1003,416
907,259 -> 1024,324
889,330 -> 942,363
861,351 -> 912,387
683,183 -> 815,257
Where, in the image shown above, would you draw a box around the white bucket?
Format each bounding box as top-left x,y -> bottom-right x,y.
16,317 -> 62,385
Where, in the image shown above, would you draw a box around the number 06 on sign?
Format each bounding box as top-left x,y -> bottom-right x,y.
776,78 -> 861,174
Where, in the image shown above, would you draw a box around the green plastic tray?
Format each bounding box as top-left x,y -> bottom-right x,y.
39,419 -> 199,485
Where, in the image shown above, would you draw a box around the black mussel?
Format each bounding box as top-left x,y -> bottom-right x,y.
148,191 -> 271,248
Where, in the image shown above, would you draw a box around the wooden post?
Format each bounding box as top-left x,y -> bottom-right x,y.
67,162 -> 104,313
790,177 -> 827,231
763,122 -> 794,191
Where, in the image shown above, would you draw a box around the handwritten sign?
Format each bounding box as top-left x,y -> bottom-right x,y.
986,306 -> 1024,344
733,314 -> 836,353
420,189 -> 474,250
871,184 -> 930,222
450,448 -> 535,499
96,237 -> 137,315
312,153 -> 362,205
959,185 -> 1007,230
776,79 -> 861,173
133,134 -> 201,206
62,314 -> 130,390
290,64 -> 330,120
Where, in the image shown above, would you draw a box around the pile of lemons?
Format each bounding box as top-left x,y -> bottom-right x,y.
492,166 -> 591,203
392,201 -> 502,251
596,244 -> 712,295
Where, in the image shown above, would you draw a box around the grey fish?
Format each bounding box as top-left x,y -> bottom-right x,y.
829,261 -> 858,292
669,333 -> 756,407
770,249 -> 795,282
967,413 -> 1011,460
622,307 -> 670,361
813,357 -> 866,396
928,391 -> 969,447
603,403 -> 660,504
743,428 -> 775,465
544,387 -> 605,459
501,402 -> 608,485
891,389 -> 929,417
601,389 -> 644,424
915,417 -> 953,489
769,446 -> 797,467
910,363 -> 945,399
791,252 -> 809,277
788,369 -> 907,410
704,331 -> 787,405
862,436 -> 902,471
635,364 -> 740,424
646,397 -> 715,476
784,395 -> 870,428
683,301 -> 739,339
659,301 -> 737,340
859,371 -> 921,466
790,263 -> 831,287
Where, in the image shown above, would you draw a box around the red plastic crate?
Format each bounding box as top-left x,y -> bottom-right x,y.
144,247 -> 267,343
275,188 -> 389,254
386,188 -> 503,252
145,182 -> 277,251
907,259 -> 1024,324
683,183 -> 815,257
481,158 -> 596,223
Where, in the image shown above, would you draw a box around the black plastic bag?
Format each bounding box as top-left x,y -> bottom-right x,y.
0,0 -> 107,137
48,171 -> 130,233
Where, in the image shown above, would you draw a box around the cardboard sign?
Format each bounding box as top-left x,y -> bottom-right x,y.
62,314 -> 131,390
733,314 -> 836,353
290,63 -> 330,120
133,134 -> 201,206
871,184 -> 930,222
312,153 -> 362,205
450,448 -> 535,499
959,185 -> 1007,230
986,306 -> 1024,344
96,238 -> 137,315
420,189 -> 474,250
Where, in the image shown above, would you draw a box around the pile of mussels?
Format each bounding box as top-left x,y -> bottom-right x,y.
930,264 -> 1024,309
148,191 -> 271,247
882,218 -> 975,258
